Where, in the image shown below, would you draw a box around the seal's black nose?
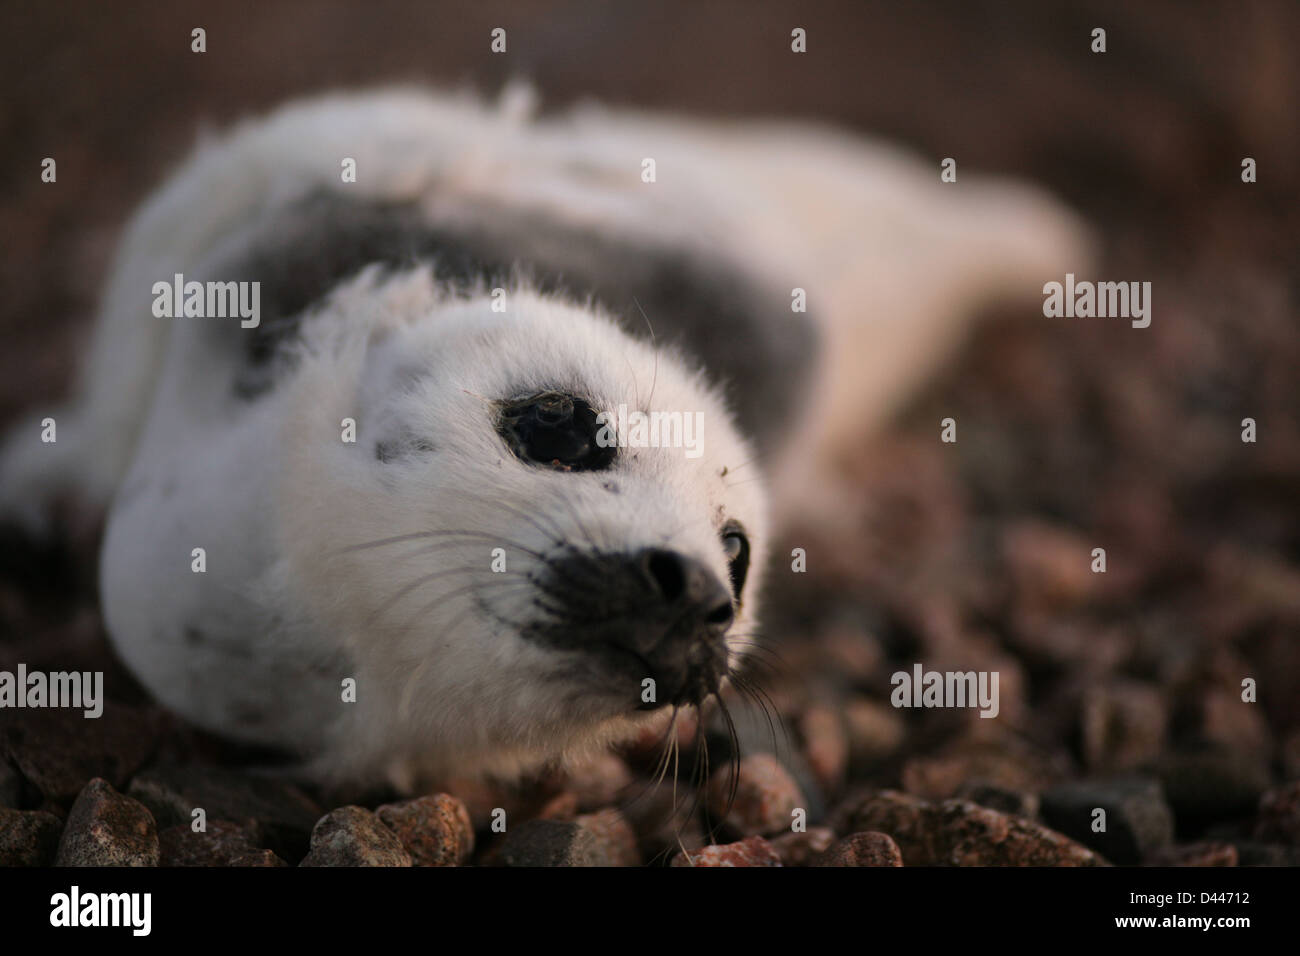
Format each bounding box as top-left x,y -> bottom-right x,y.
537,547 -> 735,707
639,548 -> 735,631
626,548 -> 734,706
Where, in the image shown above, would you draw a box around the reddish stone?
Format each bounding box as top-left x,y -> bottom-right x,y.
671,835 -> 781,867
705,753 -> 805,837
376,793 -> 475,866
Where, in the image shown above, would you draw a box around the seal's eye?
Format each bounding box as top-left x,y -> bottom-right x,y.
721,525 -> 750,598
498,392 -> 615,472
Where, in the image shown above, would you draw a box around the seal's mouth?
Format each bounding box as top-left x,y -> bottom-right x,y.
507,546 -> 736,710
598,633 -> 730,712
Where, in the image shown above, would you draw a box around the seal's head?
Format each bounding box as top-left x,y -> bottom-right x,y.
280,268 -> 768,784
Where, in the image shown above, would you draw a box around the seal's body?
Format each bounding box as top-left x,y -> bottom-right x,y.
0,89 -> 1087,788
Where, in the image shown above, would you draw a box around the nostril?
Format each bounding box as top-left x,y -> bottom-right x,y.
704,600 -> 734,628
644,549 -> 687,602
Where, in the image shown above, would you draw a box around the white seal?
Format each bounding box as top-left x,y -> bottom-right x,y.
0,87 -> 1089,789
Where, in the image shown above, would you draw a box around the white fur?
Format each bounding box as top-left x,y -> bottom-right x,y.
0,87 -> 1090,788
98,264 -> 765,787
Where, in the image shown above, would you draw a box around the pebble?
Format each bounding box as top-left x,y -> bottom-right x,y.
954,781 -> 1039,819
1197,685 -> 1273,760
817,627 -> 885,684
1080,681 -> 1167,773
128,763 -> 322,862
813,831 -> 903,867
935,799 -> 1105,866
159,820 -> 286,866
562,753 -> 636,811
299,806 -> 412,866
1145,842 -> 1238,867
0,705 -> 162,805
499,819 -> 603,867
1248,626 -> 1300,732
535,791 -> 580,821
1281,731 -> 1300,781
769,827 -> 837,866
574,809 -> 641,867
1254,782 -> 1300,845
671,835 -> 782,867
1231,842 -> 1300,866
705,753 -> 806,837
1149,746 -> 1270,829
843,698 -> 906,765
839,790 -> 1104,866
1040,777 -> 1173,864
619,784 -> 707,862
0,807 -> 62,865
55,777 -> 159,866
835,790 -> 932,863
499,810 -> 641,866
0,759 -> 22,807
1002,520 -> 1099,610
621,709 -> 700,765
1012,613 -> 1129,672
376,793 -> 474,866
438,774 -> 556,831
901,736 -> 1065,800
800,706 -> 849,796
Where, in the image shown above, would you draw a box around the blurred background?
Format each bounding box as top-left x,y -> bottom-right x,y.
0,1 -> 1297,865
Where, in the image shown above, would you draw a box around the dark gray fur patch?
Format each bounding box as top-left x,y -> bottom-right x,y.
214,190 -> 817,453
213,193 -> 517,400
375,435 -> 435,463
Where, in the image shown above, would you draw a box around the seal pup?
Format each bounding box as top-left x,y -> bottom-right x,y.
0,87 -> 1088,789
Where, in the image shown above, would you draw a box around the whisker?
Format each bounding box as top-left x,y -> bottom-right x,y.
451,492 -> 569,547
632,296 -> 660,413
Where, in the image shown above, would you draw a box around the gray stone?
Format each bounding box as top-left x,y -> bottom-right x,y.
128,763 -> 321,862
500,819 -> 606,867
0,807 -> 62,865
0,706 -> 162,805
159,820 -> 286,866
56,777 -> 159,866
1150,746 -> 1269,829
299,806 -> 412,867
0,759 -> 23,808
1041,777 -> 1173,864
